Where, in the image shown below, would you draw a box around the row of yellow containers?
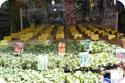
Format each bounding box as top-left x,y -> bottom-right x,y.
3,27 -> 45,42
56,26 -> 64,39
21,27 -> 47,42
3,24 -> 46,42
92,27 -> 123,40
38,27 -> 54,44
102,28 -> 124,39
3,27 -> 35,41
79,26 -> 124,40
79,26 -> 115,40
69,26 -> 82,39
83,29 -> 99,41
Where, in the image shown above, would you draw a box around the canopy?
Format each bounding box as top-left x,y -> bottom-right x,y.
118,0 -> 125,6
0,0 -> 7,8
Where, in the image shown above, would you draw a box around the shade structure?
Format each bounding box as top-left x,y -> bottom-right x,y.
118,0 -> 125,7
0,0 -> 7,8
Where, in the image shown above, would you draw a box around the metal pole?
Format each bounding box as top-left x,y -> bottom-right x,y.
115,12 -> 118,31
10,26 -> 12,34
9,0 -> 15,33
20,8 -> 23,31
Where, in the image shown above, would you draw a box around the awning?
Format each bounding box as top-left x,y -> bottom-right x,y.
0,0 -> 7,8
118,0 -> 125,6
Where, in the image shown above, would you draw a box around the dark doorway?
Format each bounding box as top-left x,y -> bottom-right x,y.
117,1 -> 125,33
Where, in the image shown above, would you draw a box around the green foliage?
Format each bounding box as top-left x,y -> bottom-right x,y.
0,46 -> 13,53
24,43 -> 58,54
0,40 -> 120,82
66,42 -> 84,54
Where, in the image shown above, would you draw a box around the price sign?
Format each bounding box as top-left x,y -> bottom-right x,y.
15,42 -> 24,55
110,69 -> 123,83
80,39 -> 93,52
116,48 -> 125,62
38,54 -> 48,70
79,52 -> 91,67
58,42 -> 65,56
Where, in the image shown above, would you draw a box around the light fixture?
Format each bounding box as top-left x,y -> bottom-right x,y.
0,0 -> 7,8
54,8 -> 56,12
118,0 -> 125,6
52,0 -> 55,5
114,0 -> 116,5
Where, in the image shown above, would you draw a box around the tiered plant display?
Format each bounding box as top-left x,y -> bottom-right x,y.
0,24 -> 125,82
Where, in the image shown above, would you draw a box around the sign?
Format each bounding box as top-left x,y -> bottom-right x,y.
116,48 -> 125,62
80,39 -> 93,52
110,69 -> 123,83
103,69 -> 123,83
58,42 -> 65,56
15,42 -> 24,55
0,77 -> 6,83
38,54 -> 48,70
45,40 -> 51,46
15,47 -> 23,55
120,77 -> 125,83
79,52 -> 90,67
